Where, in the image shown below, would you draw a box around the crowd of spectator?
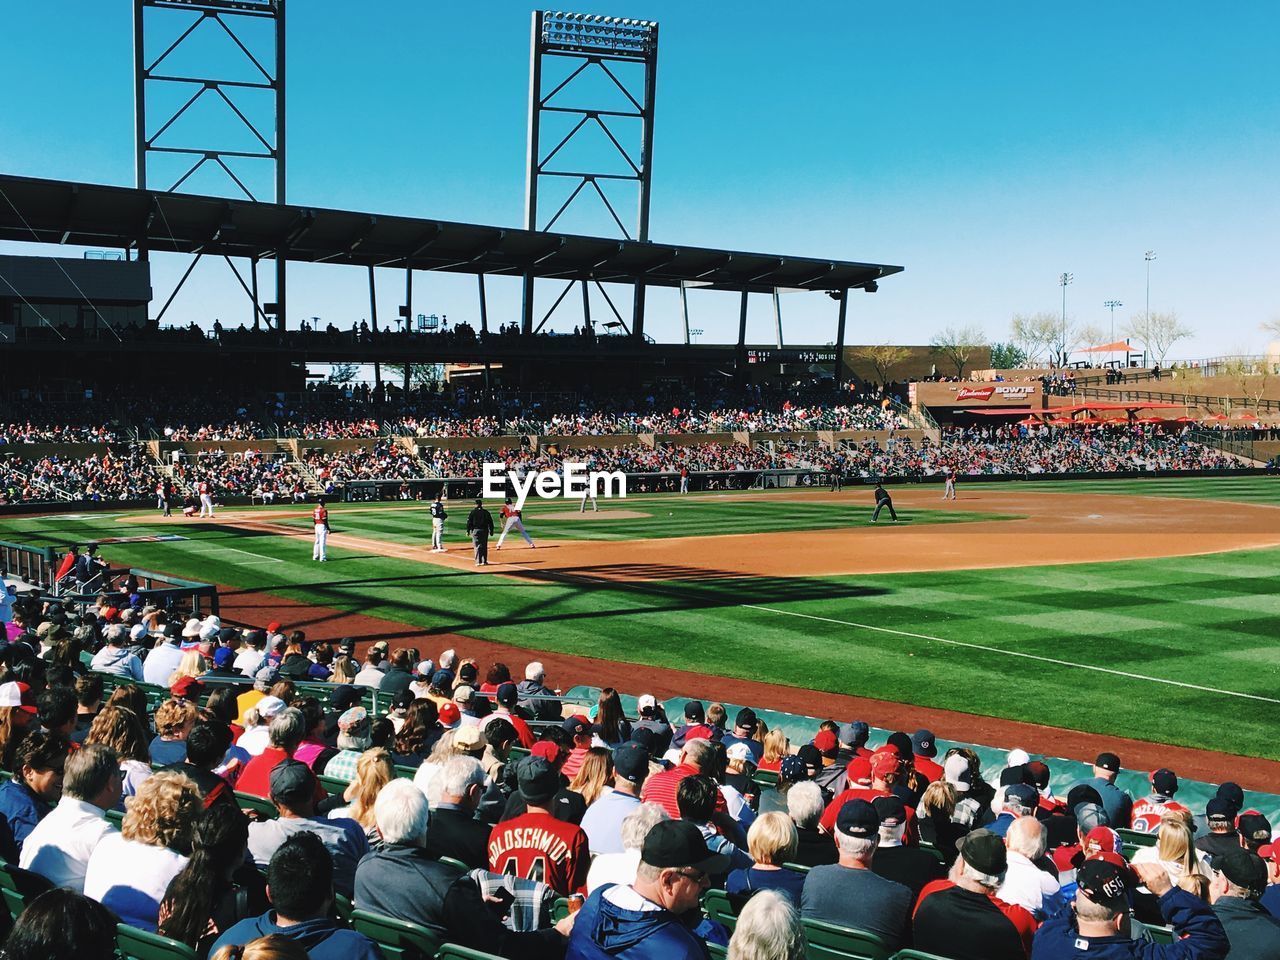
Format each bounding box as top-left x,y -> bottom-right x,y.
176,451 -> 308,502
0,447 -> 163,503
305,442 -> 429,486
0,577 -> 1275,960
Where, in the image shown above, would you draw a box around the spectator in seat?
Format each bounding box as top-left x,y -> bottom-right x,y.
560,715 -> 595,779
568,747 -> 617,808
870,794 -> 945,900
587,802 -> 669,894
1130,817 -> 1211,890
377,648 -> 415,698
989,783 -> 1039,839
568,818 -> 729,960
1257,843 -> 1280,919
160,719 -> 236,809
352,648 -> 385,688
36,687 -> 76,741
1238,812 -> 1275,855
721,708 -> 763,763
1209,849 -> 1280,958
727,812 -> 806,904
800,800 -> 912,952
1031,857 -> 1228,959
787,780 -> 838,869
423,754 -> 492,869
82,770 -> 202,931
1,888 -> 118,960
912,729 -> 944,784
913,829 -> 1037,960
1196,797 -> 1244,861
491,682 -> 536,747
581,741 -> 649,855
517,660 -> 561,721
678,773 -> 751,879
85,704 -> 153,804
70,673 -> 103,744
211,831 -> 381,960
727,889 -> 806,960
354,778 -> 571,959
1130,768 -> 1188,835
0,728 -> 68,859
1072,752 -> 1133,829
236,707 -> 307,799
641,737 -> 726,821
149,698 -> 198,766
632,694 -> 672,756
327,747 -> 393,845
758,728 -> 789,774
488,756 -> 590,895
247,759 -> 368,898
997,815 -> 1062,921
142,624 -> 185,686
20,743 -> 119,894
88,624 -> 144,680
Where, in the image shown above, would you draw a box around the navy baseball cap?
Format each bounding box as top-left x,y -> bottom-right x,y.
614,742 -> 649,784
912,729 -> 937,758
835,799 -> 880,838
1005,783 -> 1039,808
779,755 -> 809,783
684,700 -> 705,722
1151,768 -> 1178,796
839,721 -> 869,747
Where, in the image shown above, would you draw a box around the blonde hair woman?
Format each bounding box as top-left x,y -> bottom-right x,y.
211,935 -> 309,960
1131,816 -> 1210,884
727,889 -> 806,960
82,771 -> 203,932
167,649 -> 206,686
150,698 -> 198,765
330,656 -> 357,685
759,728 -> 789,773
568,747 -> 614,806
330,747 -> 394,841
726,812 -> 805,904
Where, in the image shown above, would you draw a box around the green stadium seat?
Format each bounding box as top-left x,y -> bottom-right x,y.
752,769 -> 780,788
507,746 -> 530,762
1145,923 -> 1175,944
395,765 -> 418,781
1117,828 -> 1158,849
333,891 -> 354,922
105,807 -> 125,829
439,855 -> 471,873
234,791 -> 278,819
707,942 -> 728,960
782,862 -> 811,874
891,951 -> 952,960
318,774 -> 349,797
350,908 -> 445,960
436,944 -> 504,960
802,917 -> 894,960
0,861 -> 54,922
115,922 -> 198,960
701,888 -> 739,931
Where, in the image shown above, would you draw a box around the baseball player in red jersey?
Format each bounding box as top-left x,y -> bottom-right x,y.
494,497 -> 535,550
197,480 -> 215,518
312,497 -> 331,562
488,757 -> 589,894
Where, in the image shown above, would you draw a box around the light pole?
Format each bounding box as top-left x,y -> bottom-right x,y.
1104,300 -> 1122,342
1059,272 -> 1073,366
1144,251 -> 1156,323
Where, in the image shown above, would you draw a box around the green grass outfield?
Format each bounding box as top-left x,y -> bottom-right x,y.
4,475 -> 1279,759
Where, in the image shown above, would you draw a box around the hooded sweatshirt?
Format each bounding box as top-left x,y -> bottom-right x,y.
566,883 -> 709,960
89,644 -> 144,680
209,911 -> 381,960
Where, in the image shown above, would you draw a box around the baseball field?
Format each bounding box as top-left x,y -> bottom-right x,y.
5,475 -> 1280,771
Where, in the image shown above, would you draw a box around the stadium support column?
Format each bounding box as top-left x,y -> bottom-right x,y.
132,0 -> 147,265
833,289 -> 849,382
275,0 -> 286,330
773,288 -> 783,349
478,274 -> 492,397
368,265 -> 380,390
680,284 -> 690,344
736,289 -> 749,379
520,12 -> 542,336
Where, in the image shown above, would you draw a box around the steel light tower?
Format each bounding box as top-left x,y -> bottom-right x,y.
1059,272 -> 1073,365
1144,250 -> 1157,324
1104,299 -> 1122,342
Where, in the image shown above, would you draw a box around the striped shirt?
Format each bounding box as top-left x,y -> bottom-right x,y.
638,763 -> 727,819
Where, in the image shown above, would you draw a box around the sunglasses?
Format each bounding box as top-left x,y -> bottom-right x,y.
673,868 -> 710,885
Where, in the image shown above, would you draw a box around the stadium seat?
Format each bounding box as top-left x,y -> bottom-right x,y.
507,746 -> 530,762
706,942 -> 728,960
234,791 -> 279,819
751,769 -> 780,788
802,917 -> 894,960
436,944 -> 504,960
105,807 -> 125,829
0,861 -> 54,922
1117,828 -> 1158,849
115,922 -> 198,960
891,951 -> 952,960
1146,924 -> 1175,944
701,888 -> 739,931
317,774 -> 349,796
333,891 -> 354,922
395,765 -> 418,781
351,907 -> 445,960
439,855 -> 471,873
783,862 -> 812,874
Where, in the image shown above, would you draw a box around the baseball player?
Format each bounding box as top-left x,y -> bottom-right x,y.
942,467 -> 957,501
156,479 -> 172,516
197,479 -> 215,518
494,497 -> 535,550
430,492 -> 448,552
579,486 -> 598,513
312,497 -> 331,561
679,466 -> 689,494
871,482 -> 898,522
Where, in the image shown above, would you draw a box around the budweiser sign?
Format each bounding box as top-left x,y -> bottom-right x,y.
954,385 -> 1036,402
955,387 -> 995,401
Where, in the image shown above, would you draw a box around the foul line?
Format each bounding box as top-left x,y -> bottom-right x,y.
740,604 -> 1280,705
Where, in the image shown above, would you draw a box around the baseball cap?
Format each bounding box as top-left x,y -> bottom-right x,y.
266,621 -> 283,634
958,829 -> 1007,876
886,732 -> 913,758
1095,752 -> 1121,773
735,708 -> 758,733
1257,843 -> 1280,865
614,742 -> 649,784
0,681 -> 37,715
1076,857 -> 1129,909
517,756 -> 561,805
1217,782 -> 1246,813
453,685 -> 476,705
438,703 -> 461,728
181,617 -> 202,638
1237,812 -> 1272,847
630,728 -> 656,751
458,662 -> 478,684
637,694 -> 657,715
813,730 -> 838,755
213,647 -> 236,669
1076,803 -> 1110,831
531,740 -> 562,764
562,714 -> 591,737
1217,849 -> 1268,896
1151,768 -> 1178,796
943,754 -> 972,792
796,744 -> 823,774
1024,761 -> 1051,789
725,742 -> 756,766
337,706 -> 367,730
873,794 -> 907,826
641,819 -> 731,875
683,700 -> 705,722
1004,783 -> 1039,810
416,659 -> 435,678
256,696 -> 286,719
495,682 -> 518,707
392,689 -> 415,711
129,623 -> 148,643
912,729 -> 938,758
329,686 -> 360,711
170,676 -> 204,700
1206,797 -> 1236,824
1067,784 -> 1104,812
454,726 -> 486,752
836,799 -> 880,838
269,759 -> 316,802
846,756 -> 872,786
1084,826 -> 1122,857
431,670 -> 454,689
839,721 -> 868,748
870,749 -> 899,778
779,755 -> 809,783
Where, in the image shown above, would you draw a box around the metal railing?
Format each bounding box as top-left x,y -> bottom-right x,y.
0,539 -> 58,588
1187,427 -> 1259,464
1077,385 -> 1280,415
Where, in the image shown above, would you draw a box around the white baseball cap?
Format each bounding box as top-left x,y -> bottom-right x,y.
256,696 -> 286,719
129,623 -> 149,642
637,694 -> 657,713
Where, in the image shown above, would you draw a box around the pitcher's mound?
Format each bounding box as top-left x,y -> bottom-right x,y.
537,509 -> 652,520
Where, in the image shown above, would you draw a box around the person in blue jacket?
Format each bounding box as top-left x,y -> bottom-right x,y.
1031,857 -> 1229,960
568,819 -> 730,960
210,831 -> 381,960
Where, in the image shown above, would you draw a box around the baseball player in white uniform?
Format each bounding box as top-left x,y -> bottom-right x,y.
197,480 -> 215,518
579,487 -> 598,513
312,498 -> 331,561
430,493 -> 448,552
494,498 -> 535,549
943,467 -> 957,501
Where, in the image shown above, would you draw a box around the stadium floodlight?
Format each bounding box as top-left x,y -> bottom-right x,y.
539,9 -> 658,57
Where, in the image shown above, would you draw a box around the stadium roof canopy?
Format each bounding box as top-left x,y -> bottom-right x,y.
0,174 -> 901,295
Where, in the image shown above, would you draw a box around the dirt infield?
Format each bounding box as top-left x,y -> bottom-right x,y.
211,582 -> 1280,790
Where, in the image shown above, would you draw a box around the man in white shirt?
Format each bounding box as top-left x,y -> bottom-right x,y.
353,648 -> 386,688
142,624 -> 185,686
586,801 -> 670,894
996,814 -> 1062,920
234,629 -> 267,677
20,744 -> 120,893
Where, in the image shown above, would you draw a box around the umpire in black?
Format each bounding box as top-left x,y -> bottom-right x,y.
872,482 -> 898,522
466,497 -> 495,566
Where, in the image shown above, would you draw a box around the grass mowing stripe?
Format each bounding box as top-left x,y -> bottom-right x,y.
740,603 -> 1280,705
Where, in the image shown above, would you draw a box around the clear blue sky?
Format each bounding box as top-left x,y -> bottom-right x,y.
2,1 -> 1278,357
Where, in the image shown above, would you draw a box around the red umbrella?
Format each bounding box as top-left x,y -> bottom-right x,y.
1174,416 -> 1196,423
1076,417 -> 1103,425
1136,417 -> 1162,424
1048,417 -> 1075,426
1204,413 -> 1231,421
1017,417 -> 1041,426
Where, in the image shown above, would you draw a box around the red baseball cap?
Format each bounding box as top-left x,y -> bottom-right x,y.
532,740 -> 563,765
170,676 -> 204,701
1084,826 -> 1121,856
438,703 -> 461,728
813,730 -> 838,754
1258,843 -> 1280,865
870,748 -> 899,778
266,621 -> 282,634
0,681 -> 37,715
846,756 -> 873,785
